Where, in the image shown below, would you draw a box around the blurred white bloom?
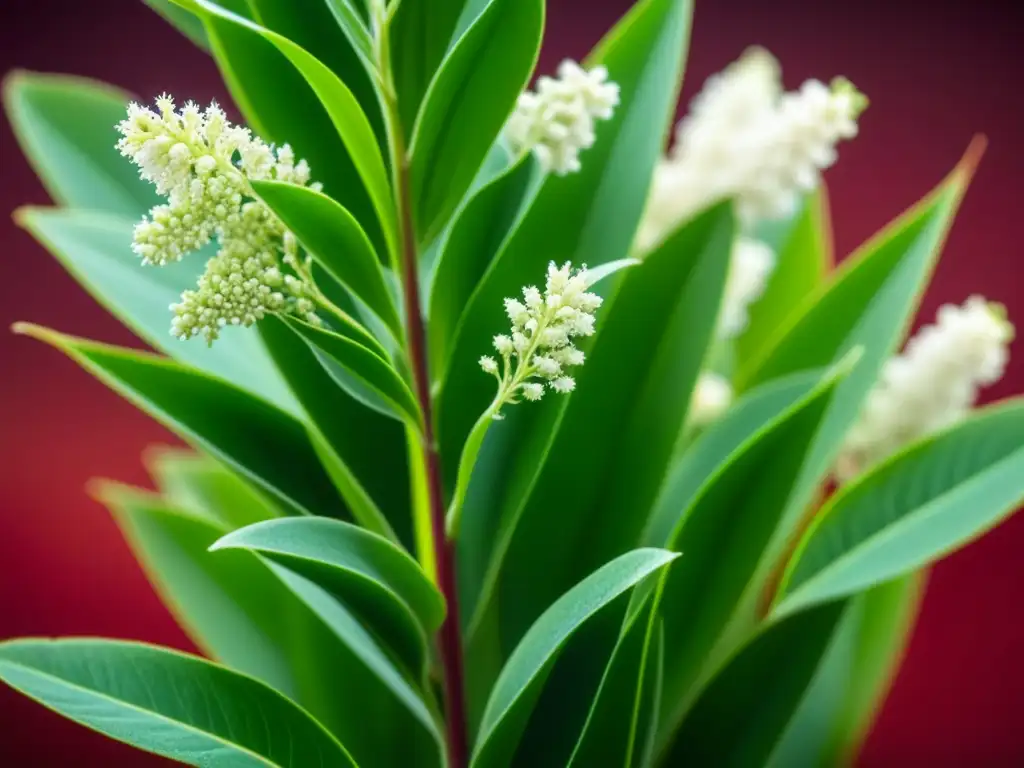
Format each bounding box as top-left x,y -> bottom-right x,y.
836,296 -> 1014,481
636,48 -> 866,252
480,261 -> 602,417
505,60 -> 620,175
117,96 -> 320,343
720,237 -> 776,339
690,372 -> 733,426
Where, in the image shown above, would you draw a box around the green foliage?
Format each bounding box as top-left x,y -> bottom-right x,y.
3,1 -> 1020,766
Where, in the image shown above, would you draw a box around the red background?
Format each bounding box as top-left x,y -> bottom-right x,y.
1,0 -> 1022,764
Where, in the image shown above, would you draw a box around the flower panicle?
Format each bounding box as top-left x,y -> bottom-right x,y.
480,261 -> 603,417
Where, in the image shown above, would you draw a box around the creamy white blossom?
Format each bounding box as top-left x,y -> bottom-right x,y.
720,237 -> 775,339
836,296 -> 1014,481
117,96 -> 320,342
636,47 -> 866,252
505,60 -> 620,175
690,372 -> 734,426
480,261 -> 602,417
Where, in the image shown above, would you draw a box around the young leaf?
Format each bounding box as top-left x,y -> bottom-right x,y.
15,325 -> 344,518
472,549 -> 679,768
0,639 -> 356,767
409,0 -> 543,243
251,180 -> 402,337
211,517 -> 445,676
15,208 -> 303,419
658,601 -> 849,766
775,401 -> 1024,617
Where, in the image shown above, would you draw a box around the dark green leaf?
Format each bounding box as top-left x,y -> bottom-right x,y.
0,638 -> 356,767
324,0 -> 375,72
409,0 -> 543,243
776,401 -> 1024,617
16,324 -> 344,518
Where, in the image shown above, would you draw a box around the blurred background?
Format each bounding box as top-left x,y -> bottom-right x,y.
1,0 -> 1021,764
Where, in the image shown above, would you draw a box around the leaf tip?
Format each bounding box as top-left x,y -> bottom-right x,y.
953,134 -> 987,188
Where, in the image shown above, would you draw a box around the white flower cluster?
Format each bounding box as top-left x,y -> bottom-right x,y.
636,47 -> 867,252
720,236 -> 776,339
116,96 -> 319,343
505,60 -> 620,176
479,262 -> 602,416
837,296 -> 1014,481
690,372 -> 734,427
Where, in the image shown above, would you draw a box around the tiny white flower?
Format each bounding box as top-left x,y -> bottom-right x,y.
719,237 -> 776,339
522,382 -> 545,401
690,372 -> 734,426
493,334 -> 514,355
479,356 -> 499,375
551,376 -> 576,393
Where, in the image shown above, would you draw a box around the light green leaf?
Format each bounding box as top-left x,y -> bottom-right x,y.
0,639 -> 355,767
15,208 -> 303,418
776,401 -> 1024,617
409,0 -> 543,243
659,601 -> 849,766
16,324 -> 344,518
3,71 -> 157,216
472,549 -> 679,768
252,180 -> 402,337
143,0 -> 211,49
212,517 -> 445,676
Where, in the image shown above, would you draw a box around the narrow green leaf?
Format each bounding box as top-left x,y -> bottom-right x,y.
324,0 -> 375,72
252,180 -> 402,337
0,639 -> 356,767
143,0 -> 211,49
3,71 -> 157,215
659,601 -> 848,766
472,549 -> 679,768
14,208 -> 303,418
390,0 -> 468,139
409,0 -> 543,243
16,324 -> 344,518
776,401 -> 1024,617
212,517 -> 445,676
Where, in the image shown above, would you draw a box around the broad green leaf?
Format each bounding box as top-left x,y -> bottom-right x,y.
266,566 -> 444,767
428,154 -> 537,378
492,203 -> 732,651
173,0 -> 393,261
212,517 -> 445,676
658,601 -> 848,766
145,447 -> 282,529
643,369 -> 828,548
472,549 -> 679,768
15,208 -> 303,418
3,71 -> 157,215
776,401 -> 1024,617
17,325 -> 344,518
438,0 -> 693,492
655,353 -> 857,743
252,180 -> 402,337
143,0 -> 211,49
409,0 -> 543,243
767,573 -> 926,768
737,143 -> 981,564
0,639 -> 355,767
390,0 -> 468,139
258,316 -> 412,545
93,483 -> 297,695
736,186 -> 833,380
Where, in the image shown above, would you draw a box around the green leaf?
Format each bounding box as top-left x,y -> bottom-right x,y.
655,353 -> 858,745
735,187 -> 832,380
737,143 -> 980,562
472,549 -> 679,768
212,517 -> 445,676
252,180 -> 402,337
258,315 -> 412,546
776,401 -> 1024,617
143,0 -> 211,49
16,324 -> 344,518
14,208 -> 303,419
0,639 -> 356,767
659,601 -> 848,766
324,0 -> 375,73
390,0 -> 468,139
438,0 -> 693,493
145,447 -> 282,529
93,483 -> 297,695
428,153 -> 537,378
491,203 -> 732,652
3,71 -> 157,215
409,0 -> 543,243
